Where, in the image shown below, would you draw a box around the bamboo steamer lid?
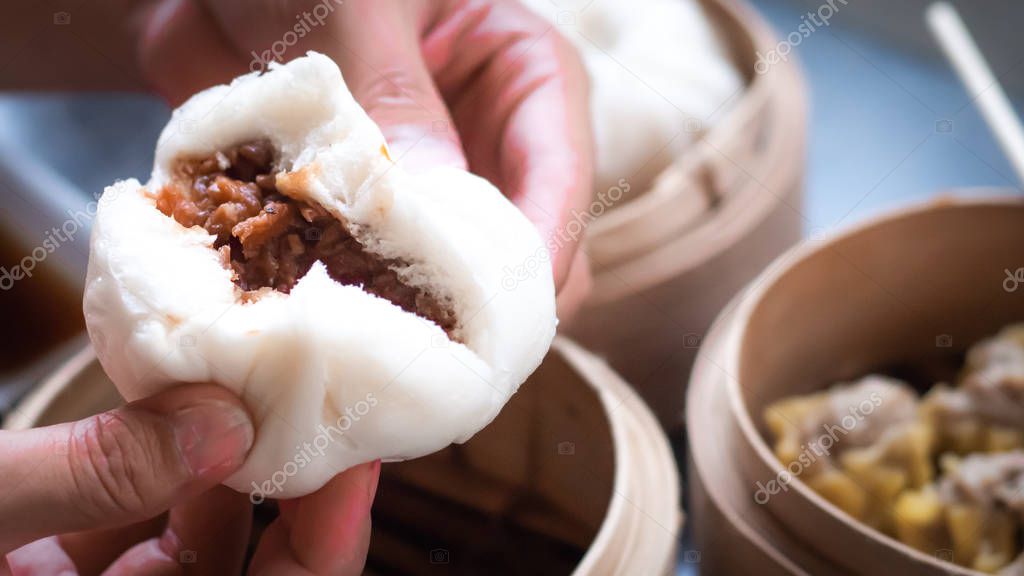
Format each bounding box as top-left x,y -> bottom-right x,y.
562,0 -> 807,430
5,338 -> 681,576
688,195 -> 1024,575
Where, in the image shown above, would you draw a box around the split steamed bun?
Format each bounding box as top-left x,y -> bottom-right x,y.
84,52 -> 556,498
521,0 -> 743,193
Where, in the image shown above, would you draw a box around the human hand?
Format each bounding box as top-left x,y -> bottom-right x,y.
138,0 -> 595,310
1,384 -> 379,575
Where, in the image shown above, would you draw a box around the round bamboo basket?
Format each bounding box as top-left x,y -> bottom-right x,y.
688,194 -> 1024,575
562,0 -> 807,431
4,338 -> 681,576
688,311 -> 844,575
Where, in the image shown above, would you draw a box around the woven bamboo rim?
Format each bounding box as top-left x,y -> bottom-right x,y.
703,194 -> 1024,575
562,0 -> 807,430
584,0 -> 806,290
687,305 -> 846,574
4,338 -> 681,575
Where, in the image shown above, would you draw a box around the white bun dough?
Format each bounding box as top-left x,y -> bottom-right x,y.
521,0 -> 743,193
84,53 -> 556,499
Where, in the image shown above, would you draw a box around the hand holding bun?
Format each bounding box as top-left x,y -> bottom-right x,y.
84,53 -> 557,499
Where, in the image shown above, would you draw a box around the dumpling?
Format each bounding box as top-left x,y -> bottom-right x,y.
923,324 -> 1024,455
897,452 -> 1024,573
765,376 -> 934,530
84,52 -> 556,499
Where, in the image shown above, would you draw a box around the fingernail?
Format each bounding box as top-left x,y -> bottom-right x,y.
172,401 -> 254,477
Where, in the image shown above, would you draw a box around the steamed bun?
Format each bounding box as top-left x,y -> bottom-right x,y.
520,0 -> 743,193
84,52 -> 556,498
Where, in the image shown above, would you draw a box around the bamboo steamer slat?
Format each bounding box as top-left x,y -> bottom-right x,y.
4,338 -> 680,576
690,194 -> 1024,575
562,0 -> 807,430
687,305 -> 848,576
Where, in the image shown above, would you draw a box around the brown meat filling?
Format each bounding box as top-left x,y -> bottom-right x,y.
154,141 -> 458,335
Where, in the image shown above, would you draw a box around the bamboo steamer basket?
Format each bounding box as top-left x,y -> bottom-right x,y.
562,0 -> 807,430
688,195 -> 1024,575
688,309 -> 845,575
5,338 -> 680,576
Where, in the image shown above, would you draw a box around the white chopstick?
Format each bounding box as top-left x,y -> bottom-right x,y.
926,2 -> 1024,184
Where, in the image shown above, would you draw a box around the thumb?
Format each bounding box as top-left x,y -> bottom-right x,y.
0,384 -> 253,553
193,0 -> 466,173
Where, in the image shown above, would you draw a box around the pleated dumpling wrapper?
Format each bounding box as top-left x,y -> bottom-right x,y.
84,52 -> 557,499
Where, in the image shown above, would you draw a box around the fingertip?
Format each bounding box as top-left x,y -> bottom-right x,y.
102,535 -> 183,576
289,461 -> 379,573
368,460 -> 382,501
556,248 -> 592,320
250,462 -> 378,576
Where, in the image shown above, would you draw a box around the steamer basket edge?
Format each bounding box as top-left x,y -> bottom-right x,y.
563,0 -> 808,430
721,194 -> 1024,575
4,338 -> 681,576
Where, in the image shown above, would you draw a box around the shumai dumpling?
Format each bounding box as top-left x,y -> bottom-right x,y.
923,324 -> 1024,455
765,376 -> 934,530
897,452 -> 1024,573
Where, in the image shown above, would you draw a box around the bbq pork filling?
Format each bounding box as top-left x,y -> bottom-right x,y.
154,141 -> 458,336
